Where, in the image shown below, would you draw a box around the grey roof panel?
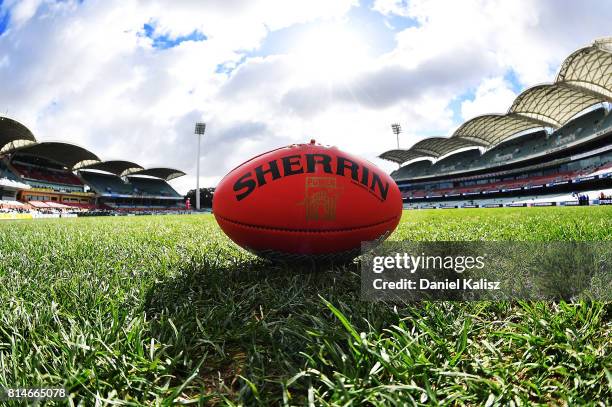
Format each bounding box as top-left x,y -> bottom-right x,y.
14,142 -> 100,170
378,149 -> 431,164
509,83 -> 608,128
80,160 -> 144,177
451,114 -> 544,147
130,167 -> 186,181
0,117 -> 37,154
557,37 -> 612,100
410,137 -> 484,157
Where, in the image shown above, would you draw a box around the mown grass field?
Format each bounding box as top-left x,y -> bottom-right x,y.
0,207 -> 611,405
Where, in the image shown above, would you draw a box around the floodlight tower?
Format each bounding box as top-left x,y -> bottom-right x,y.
391,123 -> 402,168
391,123 -> 402,149
194,122 -> 206,210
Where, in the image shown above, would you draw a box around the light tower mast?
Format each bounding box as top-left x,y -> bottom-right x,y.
194,122 -> 206,210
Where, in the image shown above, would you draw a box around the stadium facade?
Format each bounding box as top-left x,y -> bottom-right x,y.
0,118 -> 185,212
380,38 -> 612,208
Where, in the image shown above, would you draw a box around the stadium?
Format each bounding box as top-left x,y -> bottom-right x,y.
0,7 -> 610,404
380,38 -> 612,209
0,121 -> 186,219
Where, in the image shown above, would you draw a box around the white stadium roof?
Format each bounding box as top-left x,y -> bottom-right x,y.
0,120 -> 185,179
450,113 -> 545,148
509,83 -> 607,128
556,37 -> 612,99
381,38 -> 612,164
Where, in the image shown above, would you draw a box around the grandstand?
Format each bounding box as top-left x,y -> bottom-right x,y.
0,117 -> 186,213
380,38 -> 612,209
79,166 -> 184,210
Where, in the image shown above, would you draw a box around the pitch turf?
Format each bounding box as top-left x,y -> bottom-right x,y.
0,207 -> 610,405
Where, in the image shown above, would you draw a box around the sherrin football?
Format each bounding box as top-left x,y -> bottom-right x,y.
212,140 -> 403,261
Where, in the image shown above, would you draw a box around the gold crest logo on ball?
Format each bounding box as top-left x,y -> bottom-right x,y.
301,177 -> 339,221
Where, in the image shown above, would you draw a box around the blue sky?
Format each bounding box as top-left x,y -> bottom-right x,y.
141,22 -> 207,50
0,1 -> 9,37
0,0 -> 610,193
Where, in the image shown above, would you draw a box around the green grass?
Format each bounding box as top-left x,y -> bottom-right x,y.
0,207 -> 610,405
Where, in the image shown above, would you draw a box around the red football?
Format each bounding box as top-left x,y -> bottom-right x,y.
212,140 -> 403,261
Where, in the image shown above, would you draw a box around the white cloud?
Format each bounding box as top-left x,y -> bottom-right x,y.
372,0 -> 410,17
378,0 -> 612,85
2,0 -> 45,27
460,77 -> 517,121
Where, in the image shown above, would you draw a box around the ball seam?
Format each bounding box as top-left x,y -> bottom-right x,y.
215,214 -> 400,234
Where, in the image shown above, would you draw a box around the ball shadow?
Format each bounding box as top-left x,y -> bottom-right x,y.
141,255 -> 363,400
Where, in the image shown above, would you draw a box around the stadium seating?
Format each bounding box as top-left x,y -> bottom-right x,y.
0,199 -> 25,209
1,121 -> 186,215
403,187 -> 612,210
75,173 -> 183,213
602,109 -> 612,128
391,159 -> 433,179
471,109 -> 609,172
429,149 -> 481,175
547,107 -> 607,147
400,153 -> 612,200
79,172 -> 181,198
479,131 -> 549,168
0,167 -> 18,182
12,162 -> 82,186
126,176 -> 181,197
587,162 -> 612,177
56,202 -> 98,210
80,172 -> 135,195
394,108 -> 611,181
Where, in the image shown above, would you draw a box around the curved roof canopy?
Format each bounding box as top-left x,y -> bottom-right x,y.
557,37 -> 612,99
80,160 -> 144,177
379,38 -> 612,166
130,167 -> 185,181
1,118 -> 186,178
509,83 -> 607,127
14,142 -> 100,170
410,137 -> 484,158
0,117 -> 37,154
451,114 -> 544,147
378,149 -> 431,164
